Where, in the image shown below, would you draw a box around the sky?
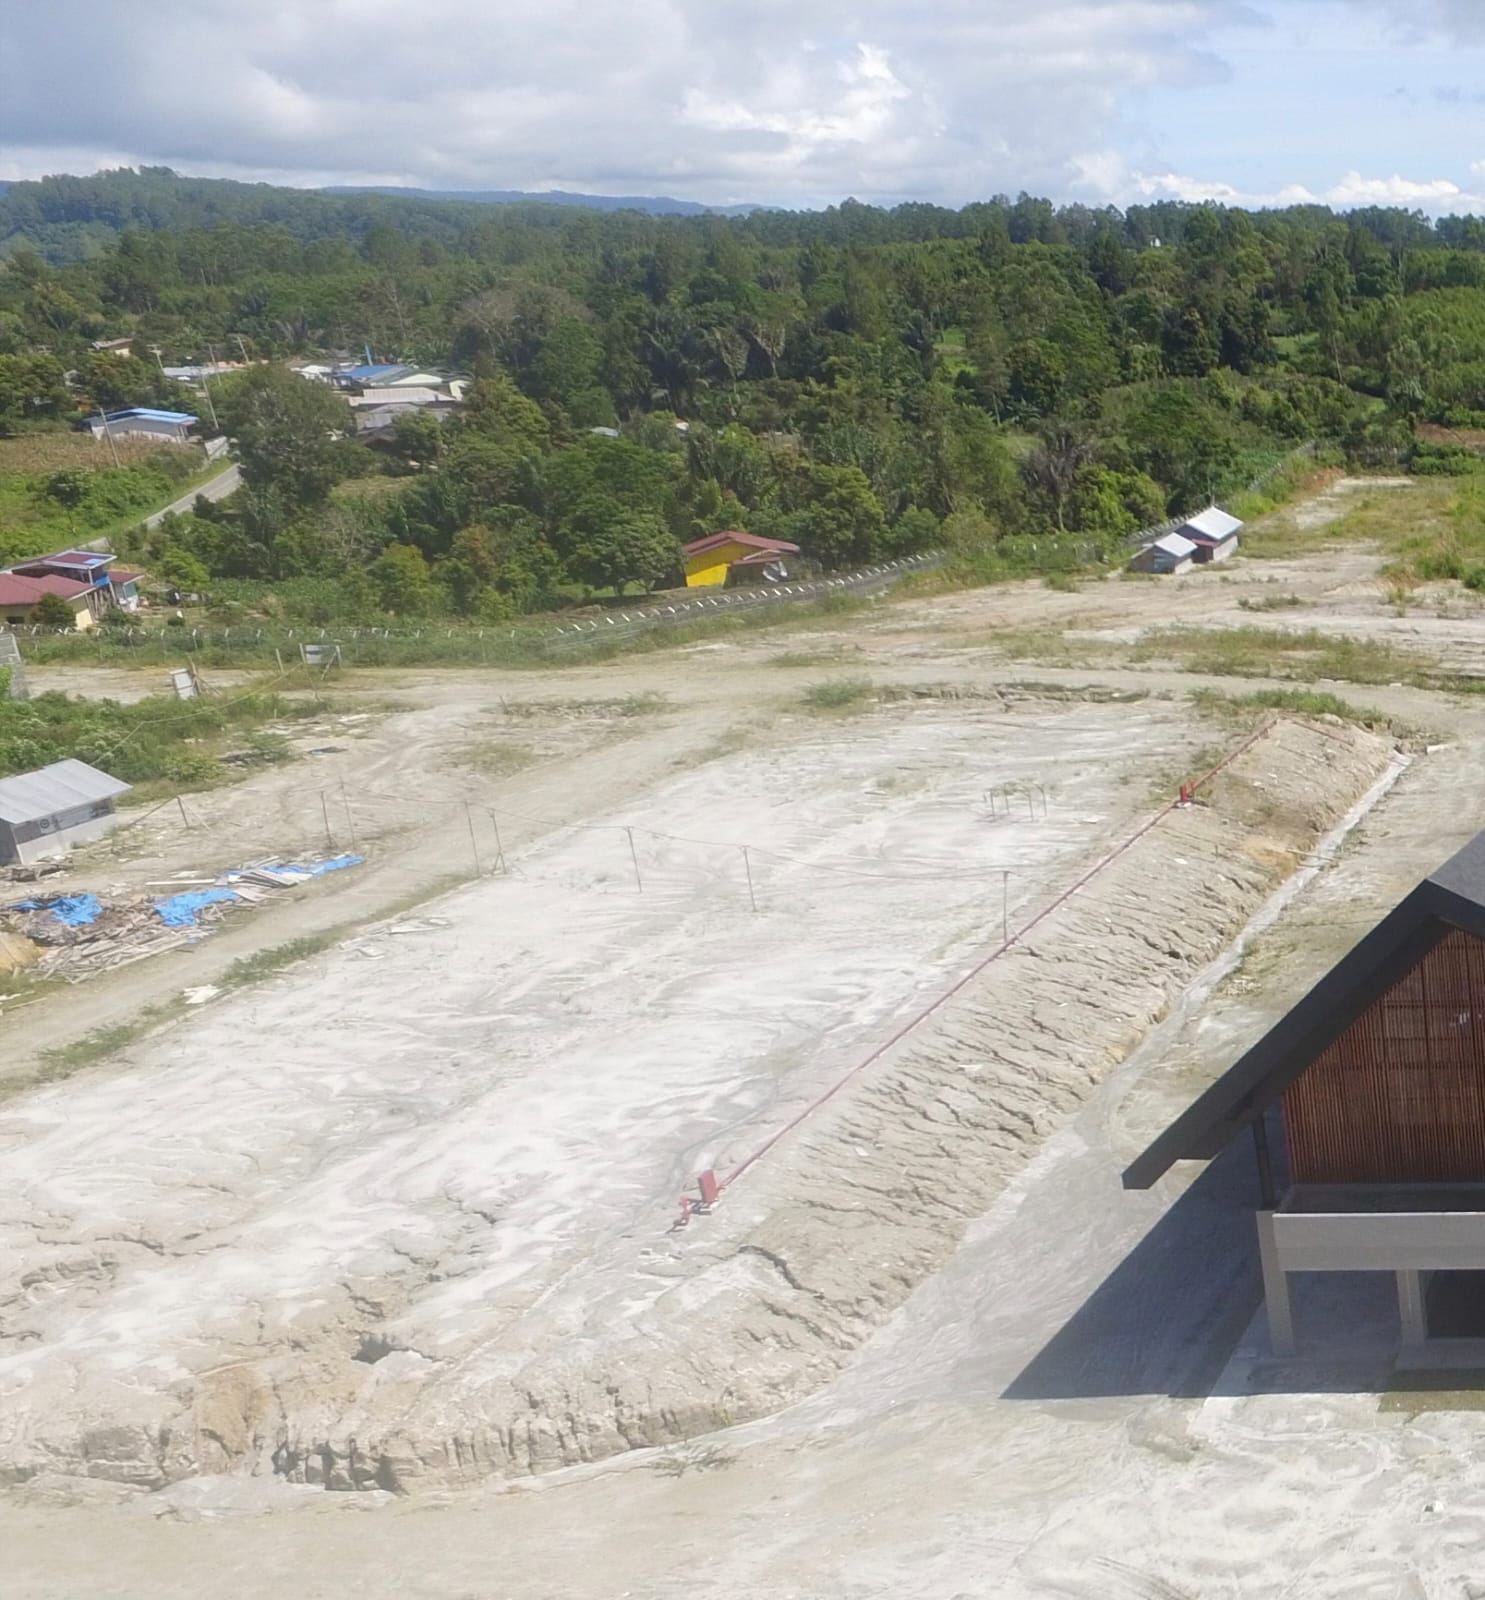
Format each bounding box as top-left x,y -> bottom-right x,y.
3,0 -> 1485,212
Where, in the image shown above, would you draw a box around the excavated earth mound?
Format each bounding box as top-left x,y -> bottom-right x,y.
0,715 -> 1394,1492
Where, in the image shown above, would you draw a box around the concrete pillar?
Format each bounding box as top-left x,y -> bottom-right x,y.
1397,1268 -> 1427,1349
1256,1211 -> 1296,1357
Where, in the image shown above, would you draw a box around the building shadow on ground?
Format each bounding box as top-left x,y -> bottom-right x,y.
1003,1135 -> 1403,1403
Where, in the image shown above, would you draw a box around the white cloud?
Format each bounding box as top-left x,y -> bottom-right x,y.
0,0 -> 1254,205
1074,152 -> 1485,213
2,2 -> 1482,211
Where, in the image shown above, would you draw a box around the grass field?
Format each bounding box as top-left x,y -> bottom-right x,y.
0,431 -> 218,564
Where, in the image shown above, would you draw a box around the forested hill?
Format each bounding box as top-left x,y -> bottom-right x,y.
7,166 -> 1485,622
0,169 -> 766,263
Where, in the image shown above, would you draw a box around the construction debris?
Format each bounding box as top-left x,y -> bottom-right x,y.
1,853 -> 365,983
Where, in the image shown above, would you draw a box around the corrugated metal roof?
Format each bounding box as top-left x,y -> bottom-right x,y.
103,408 -> 199,425
0,574 -> 92,607
348,386 -> 445,407
682,531 -> 801,558
338,364 -> 417,383
1179,506 -> 1243,542
1152,533 -> 1198,557
0,759 -> 131,825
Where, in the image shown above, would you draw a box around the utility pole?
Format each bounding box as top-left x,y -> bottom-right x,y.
200,344 -> 221,431
96,409 -> 120,468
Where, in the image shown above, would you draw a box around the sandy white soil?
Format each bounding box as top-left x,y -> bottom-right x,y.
9,477 -> 1485,1595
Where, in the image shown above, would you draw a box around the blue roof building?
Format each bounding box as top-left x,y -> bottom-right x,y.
90,407 -> 199,444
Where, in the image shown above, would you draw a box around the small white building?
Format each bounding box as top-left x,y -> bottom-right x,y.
0,759 -> 131,865
1177,506 -> 1243,564
1128,532 -> 1198,575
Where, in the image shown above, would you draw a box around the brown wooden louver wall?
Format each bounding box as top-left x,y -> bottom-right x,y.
1283,928 -> 1485,1184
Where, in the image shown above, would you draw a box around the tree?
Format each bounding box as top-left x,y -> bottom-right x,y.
565,511 -> 680,592
368,543 -> 438,615
154,548 -> 211,592
34,592 -> 79,629
215,366 -> 353,510
795,464 -> 888,569
462,374 -> 551,454
1021,424 -> 1096,531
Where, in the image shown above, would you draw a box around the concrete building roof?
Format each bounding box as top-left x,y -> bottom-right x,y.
1123,828 -> 1485,1189
1179,507 -> 1244,543
0,759 -> 131,825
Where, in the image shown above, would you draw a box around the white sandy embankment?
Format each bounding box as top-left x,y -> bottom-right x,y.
0,709 -> 1395,1493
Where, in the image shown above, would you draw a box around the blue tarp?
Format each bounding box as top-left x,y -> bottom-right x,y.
281,854 -> 364,877
11,893 -> 105,926
153,887 -> 242,927
51,894 -> 104,926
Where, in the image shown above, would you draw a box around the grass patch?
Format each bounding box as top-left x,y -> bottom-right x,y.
17,591 -> 879,675
963,626 -> 1109,666
220,932 -> 338,989
1243,475 -> 1446,561
500,691 -> 667,720
29,1000 -> 182,1086
1131,624 -> 1436,687
801,676 -> 875,710
1238,593 -> 1305,612
0,681 -> 325,790
1190,686 -> 1429,743
458,739 -> 538,777
0,438 -> 220,566
769,648 -> 852,669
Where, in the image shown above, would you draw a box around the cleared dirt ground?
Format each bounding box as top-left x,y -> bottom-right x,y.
9,476 -> 1485,1596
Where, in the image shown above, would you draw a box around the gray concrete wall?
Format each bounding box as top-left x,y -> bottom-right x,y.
1272,1209 -> 1485,1273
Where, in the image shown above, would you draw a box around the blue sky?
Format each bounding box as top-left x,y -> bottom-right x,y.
1120,3 -> 1485,208
2,1 -> 1485,211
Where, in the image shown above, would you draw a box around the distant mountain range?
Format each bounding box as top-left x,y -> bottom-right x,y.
321,185 -> 760,217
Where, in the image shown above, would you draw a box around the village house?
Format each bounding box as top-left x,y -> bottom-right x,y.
1125,826 -> 1485,1363
681,531 -> 802,588
0,550 -> 142,628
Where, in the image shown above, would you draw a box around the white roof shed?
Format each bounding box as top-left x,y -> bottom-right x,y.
0,759 -> 131,824
1179,507 -> 1244,542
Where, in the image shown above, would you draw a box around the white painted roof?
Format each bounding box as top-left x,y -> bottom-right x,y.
1179,506 -> 1243,542
1151,533 -> 1198,558
0,759 -> 131,825
348,387 -> 445,407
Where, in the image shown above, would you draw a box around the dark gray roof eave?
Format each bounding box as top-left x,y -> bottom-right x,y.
1120,851 -> 1485,1190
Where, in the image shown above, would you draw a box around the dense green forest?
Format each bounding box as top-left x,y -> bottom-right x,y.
3,168 -> 1485,621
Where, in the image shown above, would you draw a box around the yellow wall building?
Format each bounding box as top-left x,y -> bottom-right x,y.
681,531 -> 801,589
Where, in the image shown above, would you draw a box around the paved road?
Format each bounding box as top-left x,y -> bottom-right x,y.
143,461 -> 240,527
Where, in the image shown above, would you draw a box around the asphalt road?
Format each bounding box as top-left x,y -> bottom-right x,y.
143,460 -> 240,527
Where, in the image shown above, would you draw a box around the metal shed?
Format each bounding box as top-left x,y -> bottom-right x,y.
1177,506 -> 1244,563
1127,533 -> 1198,575
0,759 -> 131,864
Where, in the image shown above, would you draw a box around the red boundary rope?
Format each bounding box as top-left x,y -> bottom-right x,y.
710,717 -> 1287,1202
